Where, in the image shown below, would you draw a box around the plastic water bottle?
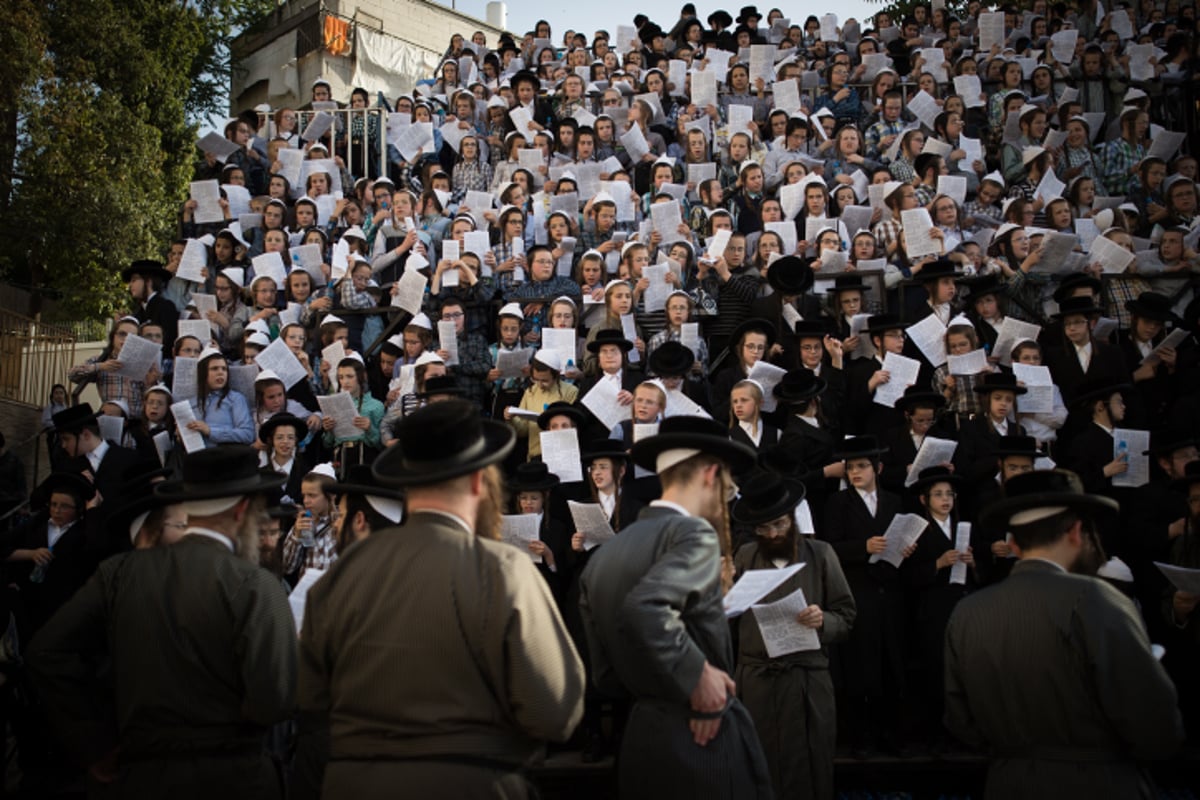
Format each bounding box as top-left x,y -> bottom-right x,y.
300,511 -> 316,547
29,562 -> 46,584
1117,440 -> 1129,462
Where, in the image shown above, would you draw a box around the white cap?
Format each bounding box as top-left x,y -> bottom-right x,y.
533,348 -> 562,372
498,302 -> 525,319
1021,146 -> 1046,166
882,180 -> 905,200
255,369 -> 282,384
415,351 -> 444,367
102,398 -> 131,416
409,312 -> 433,330
604,278 -> 629,293
948,314 -> 973,328
144,383 -> 173,399
309,462 -> 337,480
320,314 -> 346,327
246,331 -> 271,348
246,319 -> 271,335
198,346 -> 223,361
981,171 -> 1005,187
342,225 -> 367,241
221,267 -> 245,288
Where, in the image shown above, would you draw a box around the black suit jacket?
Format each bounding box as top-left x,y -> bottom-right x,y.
845,357 -> 906,436
953,416 -> 1027,492
1046,339 -> 1128,406
777,415 -> 841,535
138,293 -> 179,361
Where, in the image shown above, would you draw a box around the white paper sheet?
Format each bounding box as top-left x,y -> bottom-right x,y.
620,314 -> 640,364
1111,428 -> 1150,488
978,12 -> 1006,52
116,334 -> 161,380
568,500 -> 617,550
540,428 -> 584,483
581,376 -> 629,430
947,348 -> 988,375
152,430 -> 172,466
171,356 -> 198,401
650,199 -> 685,244
954,75 -> 985,108
993,318 -> 1042,366
176,238 -> 209,284
906,437 -> 959,486
251,252 -> 287,287
190,180 -> 224,225
255,338 -> 308,389
752,585 -> 821,657
500,514 -> 542,562
679,323 -> 701,362
1035,168 -> 1066,204
1013,363 -> 1053,413
288,566 -> 325,634
724,563 -> 806,617
907,314 -> 948,367
171,401 -> 207,453
906,90 -> 941,131
874,352 -> 922,407
1155,562 -> 1200,594
1141,328 -> 1189,366
397,122 -> 434,162
1090,235 -> 1135,273
437,320 -> 459,366
938,175 -> 968,207
950,522 -> 972,585
868,513 -> 927,567
748,360 -> 788,413
315,391 -> 360,440
900,209 -> 941,258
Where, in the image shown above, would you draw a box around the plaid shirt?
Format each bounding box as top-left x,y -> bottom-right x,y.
872,216 -> 903,254
932,364 -> 986,416
888,156 -> 917,185
865,119 -> 906,162
435,330 -> 493,410
68,356 -> 146,420
1097,139 -> 1145,197
1103,276 -> 1150,330
282,518 -> 337,577
1058,145 -> 1099,182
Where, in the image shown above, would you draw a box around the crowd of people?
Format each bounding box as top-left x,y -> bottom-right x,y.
0,1 -> 1198,797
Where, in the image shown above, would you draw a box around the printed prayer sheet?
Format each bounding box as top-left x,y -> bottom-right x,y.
780,182 -> 806,219
993,318 -> 1042,366
782,304 -> 803,332
642,264 -> 672,313
500,515 -> 542,563
691,69 -> 718,109
773,79 -> 802,114
291,244 -> 327,286
705,229 -> 732,261
619,125 -> 651,162
947,348 -> 988,375
568,501 -> 617,550
1089,235 -> 1136,273
391,269 -> 427,315
724,563 -> 806,617
321,342 -> 346,389
1033,232 -> 1081,274
820,14 -> 839,41
1092,317 -> 1118,341
540,428 -> 584,483
869,513 -> 927,567
1013,363 -> 1054,413
190,294 -> 217,329
664,387 -> 710,419
1141,328 -> 1190,365
679,322 -> 702,361
818,250 -> 849,273
190,180 -> 223,225
1034,167 -> 1066,205
1155,562 -> 1200,595
496,347 -> 532,380
115,334 -> 161,380
1111,428 -> 1150,488
749,44 -> 775,83
748,361 -> 788,413
950,523 -> 972,585
849,314 -> 876,359
397,122 -> 434,162
1147,131 -> 1186,162
906,437 -> 958,487
503,406 -> 541,420
906,314 -> 948,367
317,392 -> 362,440
251,252 -> 287,287
633,423 -> 659,443
874,352 -> 921,408
289,568 -> 325,634
153,430 -> 172,467
437,321 -> 459,366
1050,29 -> 1078,62
906,90 -> 941,131
620,314 -> 640,364
223,185 -> 251,218
540,328 -> 577,369
171,401 -> 207,454
255,338 -> 308,389
196,131 -> 240,162
301,111 -> 335,142
171,357 -> 198,401
581,376 -> 628,430
97,415 -> 124,446
899,209 -> 941,258
650,200 -> 686,245
752,587 -> 821,657
937,175 -> 968,207
978,11 -> 1006,51
921,137 -> 953,158
954,75 -> 985,108
228,364 -> 259,404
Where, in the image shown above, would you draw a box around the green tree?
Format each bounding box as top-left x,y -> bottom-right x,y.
0,0 -> 274,320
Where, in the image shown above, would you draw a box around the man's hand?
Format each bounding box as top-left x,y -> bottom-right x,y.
689,661 -> 735,746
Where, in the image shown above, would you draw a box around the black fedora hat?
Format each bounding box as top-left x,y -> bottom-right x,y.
418,374 -> 465,398
992,435 -> 1045,459
790,320 -> 831,340
105,461 -> 177,544
737,5 -> 761,23
31,472 -> 96,510
373,400 -> 515,487
586,328 -> 635,354
732,471 -> 806,525
981,468 -> 1118,532
728,317 -> 777,349
962,273 -> 1004,300
1052,294 -> 1103,319
510,70 -> 541,90
908,465 -> 965,494
1071,378 -> 1131,409
582,438 -> 632,466
972,372 -> 1027,395
258,413 -> 308,445
834,435 -> 888,460
864,313 -> 904,335
331,464 -> 406,502
830,274 -> 871,294
630,415 -> 757,473
1170,459 -> 1200,491
1126,291 -> 1179,323
895,384 -> 947,412
708,9 -> 733,28
1052,272 -> 1102,304
510,461 -> 561,492
51,403 -> 102,434
766,255 -> 814,295
156,445 -> 286,502
913,258 -> 963,283
120,259 -> 173,284
537,401 -> 588,431
773,370 -> 827,404
1145,428 -> 1197,457
648,341 -> 695,377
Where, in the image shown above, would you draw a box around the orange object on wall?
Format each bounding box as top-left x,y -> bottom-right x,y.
324,16 -> 352,57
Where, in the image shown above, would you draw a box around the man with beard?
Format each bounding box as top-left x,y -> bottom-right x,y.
945,469 -> 1184,799
579,416 -> 772,800
730,471 -> 855,800
27,446 -> 296,799
328,464 -> 405,555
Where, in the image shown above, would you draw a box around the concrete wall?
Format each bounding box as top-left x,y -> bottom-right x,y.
331,0 -> 508,52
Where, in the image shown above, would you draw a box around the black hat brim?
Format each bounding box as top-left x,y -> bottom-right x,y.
896,391 -> 948,411
973,382 -> 1028,396
509,476 -> 561,492
329,480 -> 406,502
732,479 -> 806,525
537,404 -> 588,430
631,432 -> 756,473
32,473 -> 97,508
1071,382 -> 1132,408
908,471 -> 967,494
1125,301 -> 1180,323
775,377 -> 828,404
586,336 -> 634,354
155,470 -> 287,502
372,420 -> 515,487
258,415 -> 309,445
981,491 -> 1119,533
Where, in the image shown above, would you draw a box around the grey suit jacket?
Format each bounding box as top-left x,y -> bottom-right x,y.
944,558 -> 1184,799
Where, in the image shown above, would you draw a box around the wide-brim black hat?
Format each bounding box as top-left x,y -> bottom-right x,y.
509,461 -> 561,492
1071,378 -> 1132,408
537,401 -> 588,431
962,273 -> 1004,300
908,465 -> 966,494
258,413 -> 308,445
586,328 -> 634,354
834,435 -> 888,460
648,341 -> 695,377
732,471 -> 806,525
708,10 -> 734,28
991,435 -> 1046,459
419,374 -> 465,398
105,463 -> 177,543
766,255 -> 814,295
1126,292 -> 1179,323
510,70 -> 541,90
913,258 -> 963,283
156,445 -> 286,502
1052,273 -> 1102,304
790,320 -> 830,340
973,372 -> 1027,395
774,370 -> 827,404
981,469 -> 1119,532
864,314 -> 904,335
1052,294 -> 1104,319
830,274 -> 871,294
31,472 -> 96,510
582,438 -> 632,465
373,400 -> 515,487
331,464 -> 406,502
1170,459 -> 1200,491
737,5 -> 760,23
120,259 -> 173,284
895,386 -> 947,412
728,317 -> 777,350
630,415 -> 757,473
51,403 -> 102,433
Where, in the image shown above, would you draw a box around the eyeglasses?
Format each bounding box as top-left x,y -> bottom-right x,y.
743,343 -> 766,353
442,312 -> 465,320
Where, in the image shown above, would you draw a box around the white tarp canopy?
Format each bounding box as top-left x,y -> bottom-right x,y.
352,27 -> 441,101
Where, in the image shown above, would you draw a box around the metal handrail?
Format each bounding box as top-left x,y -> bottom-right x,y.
0,309 -> 77,408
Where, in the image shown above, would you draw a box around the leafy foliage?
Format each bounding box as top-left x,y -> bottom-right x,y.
0,0 -> 274,320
